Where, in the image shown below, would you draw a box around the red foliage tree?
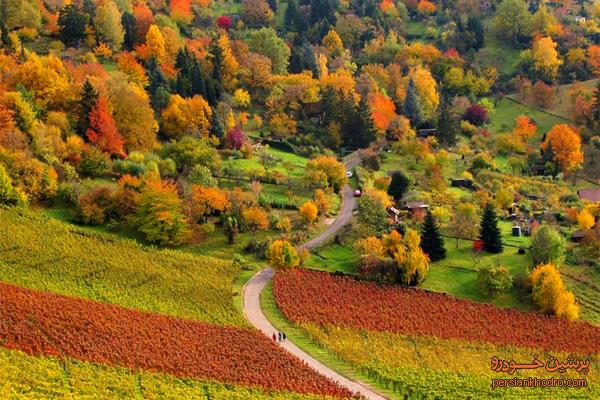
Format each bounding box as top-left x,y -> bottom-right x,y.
216,15 -> 233,30
226,126 -> 246,150
463,104 -> 488,126
85,96 -> 125,158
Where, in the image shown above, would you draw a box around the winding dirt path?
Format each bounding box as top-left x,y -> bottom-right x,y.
242,155 -> 388,400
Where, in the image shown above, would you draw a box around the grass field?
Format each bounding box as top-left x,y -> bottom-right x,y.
508,78 -> 600,119
303,244 -> 358,273
488,97 -> 572,136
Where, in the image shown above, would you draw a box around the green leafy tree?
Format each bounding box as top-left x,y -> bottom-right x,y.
0,164 -> 26,206
420,211 -> 446,261
493,0 -> 532,44
247,28 -> 291,74
94,0 -> 125,51
134,180 -> 189,246
479,203 -> 503,254
531,225 -> 565,266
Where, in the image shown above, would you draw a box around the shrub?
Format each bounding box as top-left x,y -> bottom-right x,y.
463,104 -> 488,126
477,265 -> 513,295
242,206 -> 269,230
530,263 -> 579,320
266,240 -> 299,269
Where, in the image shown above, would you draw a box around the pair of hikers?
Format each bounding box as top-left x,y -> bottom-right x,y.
272,332 -> 286,342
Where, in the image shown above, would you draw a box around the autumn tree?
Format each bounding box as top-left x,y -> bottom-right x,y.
95,0 -> 124,51
479,203 -> 503,254
170,0 -> 193,24
241,0 -> 274,27
299,201 -> 318,225
410,66 -> 439,121
313,189 -> 330,215
117,52 -> 149,87
531,225 -> 566,266
133,3 -> 154,44
189,185 -> 230,222
512,115 -> 536,144
0,163 -> 26,206
267,240 -> 300,269
369,92 -> 396,131
541,124 -> 584,175
578,209 -> 595,231
161,94 -> 212,139
532,36 -> 562,82
85,96 -> 125,158
398,229 -> 430,285
403,79 -> 423,127
144,24 -> 166,63
134,179 -> 189,246
530,263 -> 579,320
305,156 -> 347,192
106,73 -> 158,152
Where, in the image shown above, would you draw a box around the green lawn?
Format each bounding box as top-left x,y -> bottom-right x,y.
474,19 -> 522,77
488,97 -> 571,136
304,244 -> 358,273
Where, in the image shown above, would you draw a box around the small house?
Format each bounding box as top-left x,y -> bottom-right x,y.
572,230 -> 586,243
417,128 -> 437,139
388,206 -> 401,224
512,226 -> 522,237
577,188 -> 600,203
403,201 -> 429,218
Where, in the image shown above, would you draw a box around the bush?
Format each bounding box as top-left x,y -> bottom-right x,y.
531,225 -> 565,267
463,104 -> 488,126
79,147 -> 110,177
244,237 -> 271,259
477,265 -> 513,295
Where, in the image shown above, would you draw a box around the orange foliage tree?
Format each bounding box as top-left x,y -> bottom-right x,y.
189,185 -> 230,222
85,96 -> 125,158
170,0 -> 193,24
369,92 -> 396,131
541,124 -> 584,174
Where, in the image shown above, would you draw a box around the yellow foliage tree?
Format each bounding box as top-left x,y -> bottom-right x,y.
577,208 -> 595,230
161,94 -> 212,139
267,240 -> 300,269
145,25 -> 167,64
189,185 -> 230,222
242,206 -> 269,230
532,36 -> 562,81
409,66 -> 439,120
217,33 -> 240,91
299,201 -> 318,225
323,29 -> 345,57
313,189 -> 330,215
530,263 -> 579,320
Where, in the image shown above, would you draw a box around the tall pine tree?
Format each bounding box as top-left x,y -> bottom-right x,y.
403,79 -> 423,128
343,97 -> 376,149
479,203 -> 503,254
420,211 -> 446,261
436,99 -> 457,147
76,79 -> 99,136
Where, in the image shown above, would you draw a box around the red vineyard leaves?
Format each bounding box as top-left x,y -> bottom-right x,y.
0,282 -> 353,398
273,270 -> 600,355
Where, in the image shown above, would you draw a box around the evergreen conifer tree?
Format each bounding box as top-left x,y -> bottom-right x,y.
436,100 -> 457,146
420,211 -> 447,261
403,79 -> 423,128
387,170 -> 410,202
76,79 -> 99,136
479,203 -> 503,254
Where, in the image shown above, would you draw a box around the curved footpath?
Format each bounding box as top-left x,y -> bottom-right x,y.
243,155 -> 388,400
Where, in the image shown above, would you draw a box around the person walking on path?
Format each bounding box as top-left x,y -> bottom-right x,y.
272,332 -> 277,341
282,332 -> 286,341
278,332 -> 282,341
